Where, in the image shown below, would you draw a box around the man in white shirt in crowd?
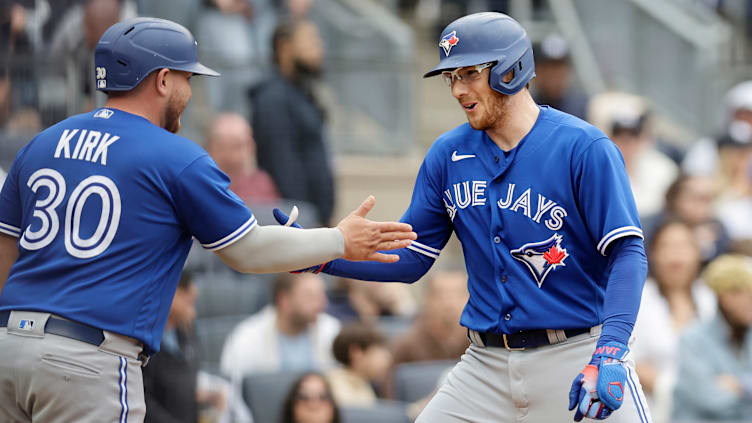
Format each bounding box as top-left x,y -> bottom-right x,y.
220,273 -> 340,377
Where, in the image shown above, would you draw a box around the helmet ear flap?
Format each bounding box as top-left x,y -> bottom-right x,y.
489,45 -> 536,95
494,64 -> 516,85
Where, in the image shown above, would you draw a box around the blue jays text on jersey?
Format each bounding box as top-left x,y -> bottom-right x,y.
0,108 -> 254,353
401,106 -> 642,335
443,180 -> 569,231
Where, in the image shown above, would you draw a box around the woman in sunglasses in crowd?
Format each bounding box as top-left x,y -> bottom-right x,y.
281,372 -> 341,423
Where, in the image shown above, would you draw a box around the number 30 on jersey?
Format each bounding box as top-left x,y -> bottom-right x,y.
20,168 -> 121,259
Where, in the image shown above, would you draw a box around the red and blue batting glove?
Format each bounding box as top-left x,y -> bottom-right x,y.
568,341 -> 629,421
272,207 -> 329,274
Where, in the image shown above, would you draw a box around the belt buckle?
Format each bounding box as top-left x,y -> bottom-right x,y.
502,333 -> 525,351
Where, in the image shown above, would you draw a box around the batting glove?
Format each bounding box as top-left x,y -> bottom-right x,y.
568,341 -> 629,421
272,206 -> 329,274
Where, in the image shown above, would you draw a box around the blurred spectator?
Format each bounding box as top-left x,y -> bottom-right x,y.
1,1 -> 33,54
11,0 -> 86,52
673,254 -> 752,421
588,92 -> 679,216
50,0 -> 131,54
708,124 -> 752,245
326,324 -> 393,407
206,112 -> 280,204
50,0 -> 137,111
632,219 -> 716,423
220,273 -> 340,376
284,0 -> 313,19
280,372 -> 341,423
249,17 -> 335,225
643,174 -> 730,264
1,2 -> 41,132
390,270 -> 469,365
326,278 -> 417,323
683,80 -> 752,179
143,271 -> 228,423
211,0 -> 253,18
531,33 -> 589,120
197,0 -> 266,117
715,125 -> 752,202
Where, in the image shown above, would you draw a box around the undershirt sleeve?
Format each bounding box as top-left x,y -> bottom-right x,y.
597,236 -> 648,347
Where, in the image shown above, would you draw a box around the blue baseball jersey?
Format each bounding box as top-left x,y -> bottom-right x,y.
0,108 -> 255,353
403,106 -> 642,334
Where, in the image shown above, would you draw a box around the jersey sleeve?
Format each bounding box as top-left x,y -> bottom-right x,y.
575,138 -> 643,256
320,154 -> 452,283
0,152 -> 24,238
172,155 -> 255,251
400,155 -> 454,260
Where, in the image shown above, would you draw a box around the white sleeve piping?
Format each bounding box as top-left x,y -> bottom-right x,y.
407,240 -> 440,260
0,221 -> 21,238
202,216 -> 257,251
597,226 -> 644,256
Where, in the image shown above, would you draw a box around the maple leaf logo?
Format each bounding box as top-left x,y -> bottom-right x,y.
544,245 -> 567,265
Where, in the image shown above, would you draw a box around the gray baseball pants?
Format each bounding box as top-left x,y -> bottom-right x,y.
416,326 -> 652,423
0,311 -> 146,423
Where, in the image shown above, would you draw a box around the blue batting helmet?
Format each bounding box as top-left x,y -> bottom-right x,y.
94,17 -> 219,92
424,12 -> 535,95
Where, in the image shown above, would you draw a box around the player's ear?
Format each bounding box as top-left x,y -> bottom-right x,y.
502,69 -> 515,84
154,68 -> 170,97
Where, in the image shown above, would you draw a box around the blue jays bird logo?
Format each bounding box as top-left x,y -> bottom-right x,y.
440,31 -> 460,56
511,234 -> 569,288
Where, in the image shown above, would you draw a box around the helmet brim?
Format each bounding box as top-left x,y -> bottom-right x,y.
423,53 -> 502,78
181,61 -> 220,77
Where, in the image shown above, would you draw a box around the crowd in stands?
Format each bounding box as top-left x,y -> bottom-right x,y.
585,82 -> 752,422
3,1 -> 752,422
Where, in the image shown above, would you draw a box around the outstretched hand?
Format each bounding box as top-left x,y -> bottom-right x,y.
336,196 -> 416,263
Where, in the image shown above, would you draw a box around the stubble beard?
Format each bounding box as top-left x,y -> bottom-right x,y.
468,89 -> 511,132
164,93 -> 185,134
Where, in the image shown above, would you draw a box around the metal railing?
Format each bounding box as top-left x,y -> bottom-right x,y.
311,0 -> 416,155
524,0 -> 735,141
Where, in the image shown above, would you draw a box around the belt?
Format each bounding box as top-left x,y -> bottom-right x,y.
0,310 -> 105,346
0,310 -> 150,367
471,327 -> 591,351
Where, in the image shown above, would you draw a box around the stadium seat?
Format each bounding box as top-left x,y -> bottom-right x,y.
375,315 -> 414,340
194,273 -> 272,318
194,314 -> 249,367
242,370 -> 305,423
340,400 -> 410,423
392,359 -> 457,403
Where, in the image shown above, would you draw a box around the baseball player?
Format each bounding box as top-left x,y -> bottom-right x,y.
274,13 -> 653,422
0,18 -> 415,423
